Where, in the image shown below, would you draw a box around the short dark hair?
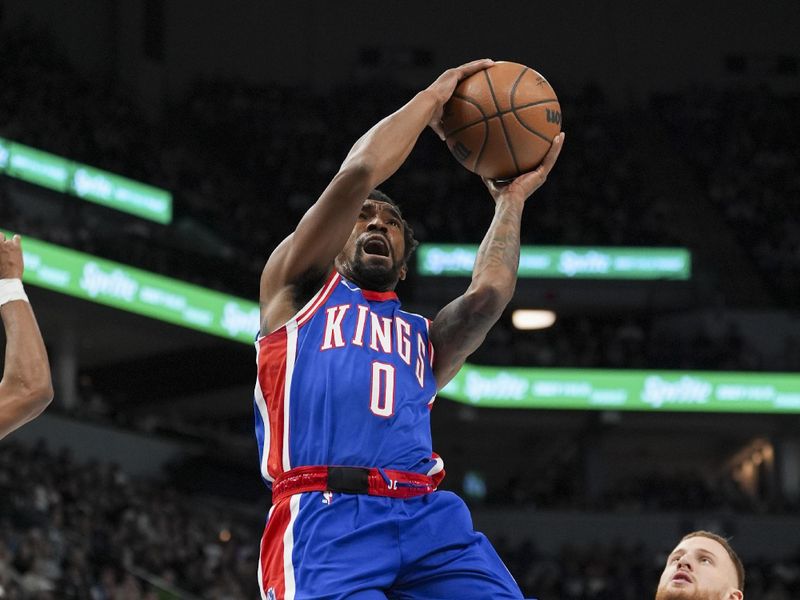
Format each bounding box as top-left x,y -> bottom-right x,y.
681,531 -> 745,591
367,189 -> 419,264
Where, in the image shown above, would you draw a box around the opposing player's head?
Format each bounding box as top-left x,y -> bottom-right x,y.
656,531 -> 744,600
335,189 -> 419,292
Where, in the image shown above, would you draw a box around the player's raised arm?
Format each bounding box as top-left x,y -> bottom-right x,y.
0,234 -> 53,439
430,133 -> 565,389
259,59 -> 494,335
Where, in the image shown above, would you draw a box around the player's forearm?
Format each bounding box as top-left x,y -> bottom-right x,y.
466,197 -> 524,315
271,91 -> 438,282
0,301 -> 53,404
429,200 -> 523,388
342,90 -> 438,189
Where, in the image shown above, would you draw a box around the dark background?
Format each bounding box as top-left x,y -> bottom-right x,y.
1,1 -> 799,598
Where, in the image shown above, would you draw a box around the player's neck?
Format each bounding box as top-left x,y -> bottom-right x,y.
336,267 -> 398,294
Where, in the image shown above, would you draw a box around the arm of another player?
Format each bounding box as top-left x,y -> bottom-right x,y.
259,59 -> 495,335
0,235 -> 53,439
430,133 -> 565,389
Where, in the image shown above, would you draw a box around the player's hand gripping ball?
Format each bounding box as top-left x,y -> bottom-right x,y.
442,61 -> 562,180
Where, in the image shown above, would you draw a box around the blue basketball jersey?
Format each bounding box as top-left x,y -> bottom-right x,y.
254,271 -> 443,487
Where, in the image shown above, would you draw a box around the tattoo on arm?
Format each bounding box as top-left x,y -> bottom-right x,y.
431,200 -> 525,386
447,201 -> 525,338
474,202 -> 523,277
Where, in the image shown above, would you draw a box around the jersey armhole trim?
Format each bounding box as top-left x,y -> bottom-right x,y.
256,271 -> 341,344
424,317 -> 435,367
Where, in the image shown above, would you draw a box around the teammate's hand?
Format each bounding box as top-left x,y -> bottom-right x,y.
482,132 -> 565,203
0,234 -> 24,279
426,59 -> 494,140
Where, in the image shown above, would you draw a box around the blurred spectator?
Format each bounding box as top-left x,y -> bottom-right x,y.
2,440 -> 800,599
2,26 -> 800,600
0,441 -> 259,599
654,86 -> 800,306
2,27 -> 682,301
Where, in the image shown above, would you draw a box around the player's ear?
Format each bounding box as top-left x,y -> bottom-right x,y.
728,589 -> 743,600
399,263 -> 407,281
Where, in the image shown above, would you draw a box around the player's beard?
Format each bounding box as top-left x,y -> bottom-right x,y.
348,245 -> 404,291
655,586 -> 719,600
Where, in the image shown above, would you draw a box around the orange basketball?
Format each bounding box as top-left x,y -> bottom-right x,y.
442,61 -> 562,180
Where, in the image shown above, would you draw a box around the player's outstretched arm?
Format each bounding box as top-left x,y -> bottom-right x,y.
430,133 -> 565,389
0,235 -> 53,439
259,59 -> 494,335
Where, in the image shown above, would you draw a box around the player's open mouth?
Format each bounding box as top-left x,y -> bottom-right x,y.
672,572 -> 693,584
362,236 -> 390,257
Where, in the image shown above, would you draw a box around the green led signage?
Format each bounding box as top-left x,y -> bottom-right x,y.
418,244 -> 691,280
6,231 -> 257,343
441,364 -> 800,414
8,233 -> 792,415
0,137 -> 172,224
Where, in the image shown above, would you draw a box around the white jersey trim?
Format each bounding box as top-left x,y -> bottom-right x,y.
423,317 -> 435,367
282,319 -> 299,472
296,272 -> 341,327
257,271 -> 341,343
254,272 -> 340,482
257,504 -> 276,600
253,368 -> 272,483
283,494 -> 300,599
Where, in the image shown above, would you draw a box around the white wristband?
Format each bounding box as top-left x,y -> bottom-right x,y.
0,279 -> 29,307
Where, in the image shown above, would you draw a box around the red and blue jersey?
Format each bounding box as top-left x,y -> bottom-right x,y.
254,271 -> 443,488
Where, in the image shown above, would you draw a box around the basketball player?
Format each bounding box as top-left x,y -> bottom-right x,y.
656,531 -> 745,600
255,58 -> 564,599
0,234 -> 53,439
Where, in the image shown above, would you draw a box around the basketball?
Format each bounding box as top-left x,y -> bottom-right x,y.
442,61 -> 562,180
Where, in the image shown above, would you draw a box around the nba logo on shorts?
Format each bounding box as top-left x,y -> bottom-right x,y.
266,587 -> 277,600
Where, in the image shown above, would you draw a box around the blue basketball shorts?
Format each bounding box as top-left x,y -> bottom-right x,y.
258,490 -> 525,600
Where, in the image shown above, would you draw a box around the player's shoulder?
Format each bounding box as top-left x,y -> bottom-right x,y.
260,269 -> 337,337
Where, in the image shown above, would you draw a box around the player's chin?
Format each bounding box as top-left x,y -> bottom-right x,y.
353,259 -> 400,288
654,584 -> 694,600
357,252 -> 395,271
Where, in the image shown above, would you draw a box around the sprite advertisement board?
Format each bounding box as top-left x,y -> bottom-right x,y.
5,231 -> 258,343
441,364 -> 800,413
7,233 -> 797,414
0,137 -> 172,224
418,244 -> 691,280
